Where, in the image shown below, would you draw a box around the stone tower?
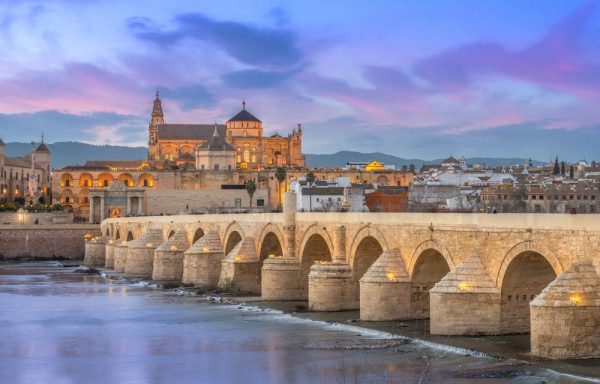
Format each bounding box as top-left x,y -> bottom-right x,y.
35,134 -> 51,172
148,91 -> 164,161
0,137 -> 5,170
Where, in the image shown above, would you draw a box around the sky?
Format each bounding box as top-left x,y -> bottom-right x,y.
0,0 -> 599,161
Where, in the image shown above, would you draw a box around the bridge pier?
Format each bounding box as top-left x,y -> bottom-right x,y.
104,239 -> 115,268
125,229 -> 163,278
152,230 -> 191,285
218,237 -> 260,293
262,258 -> 305,300
113,241 -> 129,272
84,236 -> 108,267
309,226 -> 358,311
430,253 -> 501,335
182,229 -> 223,289
360,249 -> 411,321
530,260 -> 600,359
262,191 -> 306,300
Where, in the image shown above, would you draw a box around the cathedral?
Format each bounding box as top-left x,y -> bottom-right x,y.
147,93 -> 305,170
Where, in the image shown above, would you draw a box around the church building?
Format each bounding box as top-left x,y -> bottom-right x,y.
147,93 -> 305,169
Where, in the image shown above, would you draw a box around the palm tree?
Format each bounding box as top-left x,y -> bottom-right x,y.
305,170 -> 316,186
245,180 -> 257,208
275,167 -> 287,210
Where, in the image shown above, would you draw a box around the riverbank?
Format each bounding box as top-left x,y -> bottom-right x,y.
96,267 -> 600,382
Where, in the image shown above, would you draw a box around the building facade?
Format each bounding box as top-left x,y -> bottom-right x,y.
0,136 -> 52,205
147,93 -> 305,169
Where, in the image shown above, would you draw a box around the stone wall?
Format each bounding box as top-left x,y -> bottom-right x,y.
0,224 -> 99,259
145,188 -> 269,215
0,211 -> 72,225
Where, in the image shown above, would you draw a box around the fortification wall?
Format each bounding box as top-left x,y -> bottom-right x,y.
0,224 -> 99,259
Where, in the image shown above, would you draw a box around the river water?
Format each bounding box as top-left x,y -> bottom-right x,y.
0,262 -> 597,384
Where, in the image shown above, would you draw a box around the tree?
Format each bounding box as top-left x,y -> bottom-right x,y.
305,170 -> 316,187
569,164 -> 575,179
275,167 -> 287,210
409,164 -> 416,173
245,179 -> 257,208
561,161 -> 566,176
553,156 -> 560,175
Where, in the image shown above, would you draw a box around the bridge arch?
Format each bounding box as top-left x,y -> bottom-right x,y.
408,239 -> 455,279
496,240 -> 562,334
190,227 -> 205,245
496,240 -> 563,288
348,226 -> 388,281
257,224 -> 284,259
409,239 -> 454,319
115,229 -> 121,240
298,225 -> 334,287
222,222 -> 245,255
126,231 -> 134,241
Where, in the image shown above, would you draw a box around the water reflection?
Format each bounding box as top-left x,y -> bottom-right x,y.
0,262 -> 594,384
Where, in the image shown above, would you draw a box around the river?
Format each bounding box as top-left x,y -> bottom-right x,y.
0,262 -> 597,384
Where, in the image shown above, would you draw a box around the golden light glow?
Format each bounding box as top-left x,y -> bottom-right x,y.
108,240 -> 114,245
458,282 -> 470,291
84,234 -> 93,239
235,256 -> 242,262
146,242 -> 153,248
570,293 -> 582,305
170,245 -> 178,252
121,240 -> 127,245
386,272 -> 396,282
203,247 -> 209,253
364,160 -> 385,172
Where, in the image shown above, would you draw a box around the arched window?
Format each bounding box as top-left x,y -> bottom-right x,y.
251,147 -> 256,163
243,130 -> 247,137
243,143 -> 250,162
236,147 -> 241,162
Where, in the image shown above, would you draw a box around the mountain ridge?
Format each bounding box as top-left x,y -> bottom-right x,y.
4,141 -> 543,168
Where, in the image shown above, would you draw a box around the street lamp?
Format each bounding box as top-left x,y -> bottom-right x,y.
17,208 -> 25,224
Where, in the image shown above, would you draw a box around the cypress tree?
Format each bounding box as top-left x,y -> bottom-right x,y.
553,156 -> 560,175
561,161 -> 566,176
569,165 -> 575,179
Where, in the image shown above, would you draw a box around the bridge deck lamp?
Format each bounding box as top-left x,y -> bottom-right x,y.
84,233 -> 92,241
386,272 -> 397,282
170,245 -> 178,252
458,282 -> 470,291
235,256 -> 242,262
146,242 -> 153,248
569,293 -> 582,305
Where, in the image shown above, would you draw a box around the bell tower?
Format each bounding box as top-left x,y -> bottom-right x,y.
148,91 -> 164,161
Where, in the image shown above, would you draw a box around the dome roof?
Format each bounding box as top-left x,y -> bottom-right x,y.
36,142 -> 50,153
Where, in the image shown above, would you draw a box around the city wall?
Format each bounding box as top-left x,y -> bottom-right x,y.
0,224 -> 100,260
146,188 -> 269,215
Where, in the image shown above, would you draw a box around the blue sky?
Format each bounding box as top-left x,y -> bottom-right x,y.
0,0 -> 599,160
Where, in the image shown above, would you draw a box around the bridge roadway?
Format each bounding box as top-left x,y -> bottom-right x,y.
85,192 -> 600,360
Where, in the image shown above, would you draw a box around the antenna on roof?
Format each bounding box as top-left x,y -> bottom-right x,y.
156,90 -> 160,99
242,100 -> 246,110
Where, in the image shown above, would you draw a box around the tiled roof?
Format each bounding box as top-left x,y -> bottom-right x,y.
36,142 -> 50,153
157,124 -> 227,140
227,108 -> 261,123
197,126 -> 234,151
85,160 -> 147,169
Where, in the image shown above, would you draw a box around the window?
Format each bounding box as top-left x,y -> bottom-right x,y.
65,196 -> 70,203
235,198 -> 241,208
214,164 -> 219,171
143,179 -> 148,187
201,164 -> 205,171
103,180 -> 109,187
228,165 -> 232,171
256,199 -> 264,207
243,130 -> 247,137
243,143 -> 250,162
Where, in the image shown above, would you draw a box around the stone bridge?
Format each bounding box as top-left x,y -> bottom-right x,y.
86,192 -> 600,360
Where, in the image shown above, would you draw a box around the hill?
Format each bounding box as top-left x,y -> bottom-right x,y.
4,142 -> 542,169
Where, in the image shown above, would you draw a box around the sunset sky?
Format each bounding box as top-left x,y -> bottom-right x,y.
0,0 -> 599,160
